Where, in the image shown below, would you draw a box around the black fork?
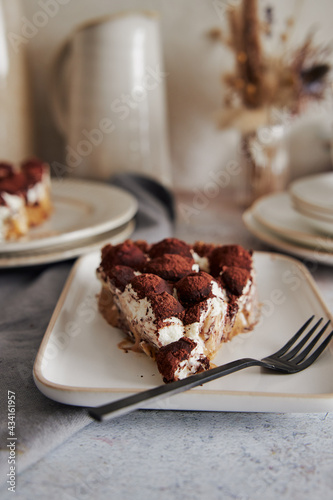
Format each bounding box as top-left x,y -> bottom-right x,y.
89,315 -> 333,422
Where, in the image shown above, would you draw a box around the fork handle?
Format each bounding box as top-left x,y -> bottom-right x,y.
89,358 -> 261,422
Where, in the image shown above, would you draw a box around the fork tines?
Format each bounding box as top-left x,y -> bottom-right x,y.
275,315 -> 333,368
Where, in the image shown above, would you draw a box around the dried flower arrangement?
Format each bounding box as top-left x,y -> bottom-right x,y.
210,0 -> 331,133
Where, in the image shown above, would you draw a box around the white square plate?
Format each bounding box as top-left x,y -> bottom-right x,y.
33,251 -> 333,413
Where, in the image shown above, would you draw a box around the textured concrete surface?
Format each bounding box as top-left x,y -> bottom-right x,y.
2,411 -> 333,500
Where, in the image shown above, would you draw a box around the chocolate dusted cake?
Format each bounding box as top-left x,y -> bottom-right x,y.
0,158 -> 52,241
96,238 -> 259,383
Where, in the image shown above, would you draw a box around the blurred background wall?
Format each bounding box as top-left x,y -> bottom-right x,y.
20,0 -> 333,188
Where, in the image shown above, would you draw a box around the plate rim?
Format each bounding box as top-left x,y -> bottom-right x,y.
33,250 -> 333,408
251,192 -> 333,251
0,178 -> 138,253
0,219 -> 135,268
289,173 -> 333,215
243,209 -> 333,266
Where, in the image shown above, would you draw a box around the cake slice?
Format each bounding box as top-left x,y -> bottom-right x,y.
97,238 -> 259,383
20,158 -> 52,227
0,158 -> 52,241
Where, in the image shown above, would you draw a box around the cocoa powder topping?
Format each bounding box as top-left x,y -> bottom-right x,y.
183,301 -> 209,325
209,244 -> 252,276
133,239 -> 150,254
100,240 -> 147,272
156,337 -> 210,382
143,254 -> 194,281
156,337 -> 197,383
193,241 -> 215,259
148,292 -> 184,321
175,271 -> 215,306
106,265 -> 136,291
0,163 -> 14,180
149,238 -> 193,259
21,158 -> 46,184
130,274 -> 173,299
0,172 -> 26,196
0,158 -> 48,197
219,266 -> 250,297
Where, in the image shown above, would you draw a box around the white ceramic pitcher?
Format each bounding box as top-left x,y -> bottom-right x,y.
50,11 -> 172,186
0,0 -> 33,163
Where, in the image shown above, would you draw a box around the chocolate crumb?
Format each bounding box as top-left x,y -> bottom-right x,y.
0,162 -> 14,180
156,337 -> 210,383
209,244 -> 252,276
149,238 -> 193,259
100,240 -> 147,272
219,266 -> 250,297
176,271 -> 215,306
130,273 -> 173,299
149,292 -> 185,321
105,265 -> 136,291
156,337 -> 196,382
143,254 -> 194,281
183,301 -> 208,325
193,241 -> 215,259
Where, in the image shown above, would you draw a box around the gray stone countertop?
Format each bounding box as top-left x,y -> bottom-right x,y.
2,190 -> 333,500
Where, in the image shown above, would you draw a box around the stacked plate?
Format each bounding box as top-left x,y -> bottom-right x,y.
289,173 -> 333,237
243,172 -> 333,266
0,178 -> 138,268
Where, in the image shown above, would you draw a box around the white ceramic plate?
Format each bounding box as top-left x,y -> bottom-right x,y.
0,220 -> 134,268
243,210 -> 333,266
33,251 -> 333,412
292,202 -> 333,237
0,179 -> 138,253
251,192 -> 333,251
293,198 -> 333,223
289,172 -> 333,215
